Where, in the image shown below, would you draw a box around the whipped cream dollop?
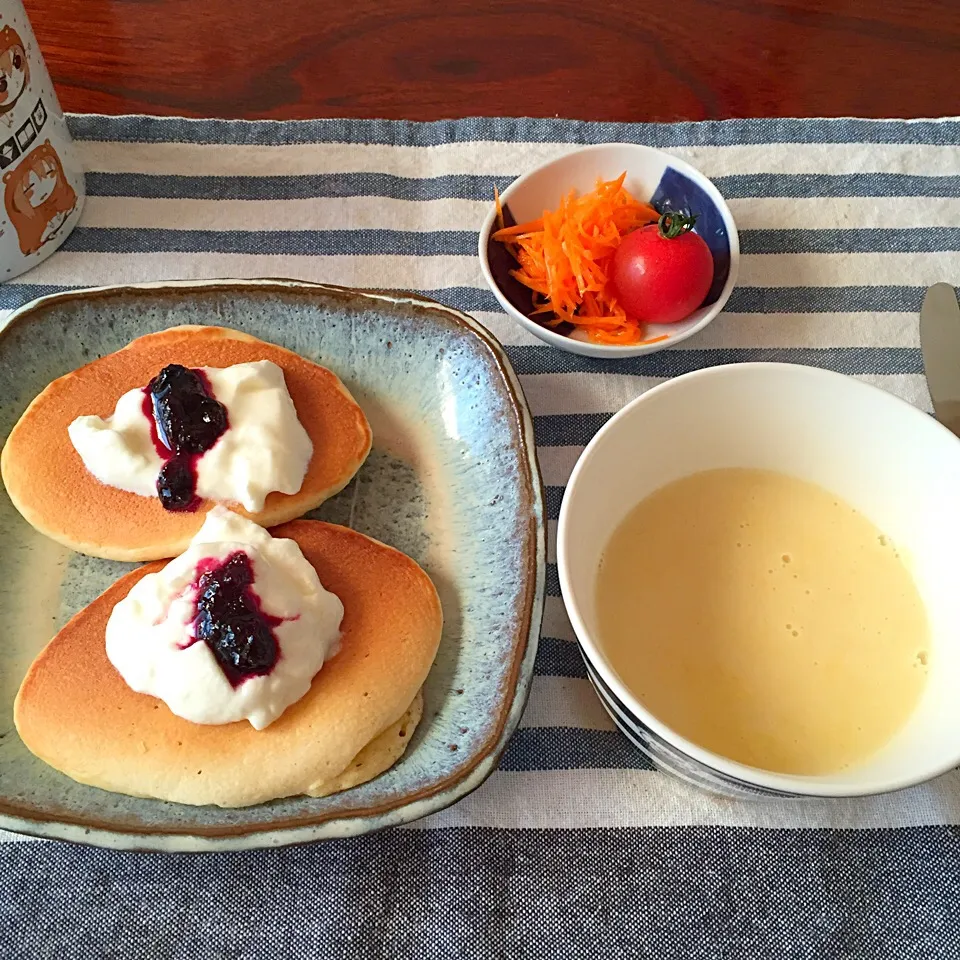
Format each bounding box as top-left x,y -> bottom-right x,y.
68,360 -> 313,512
106,508 -> 343,729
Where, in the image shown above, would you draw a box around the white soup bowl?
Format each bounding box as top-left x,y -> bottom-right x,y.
558,363 -> 960,797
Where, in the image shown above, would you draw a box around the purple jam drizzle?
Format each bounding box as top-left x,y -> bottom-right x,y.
186,551 -> 282,687
141,364 -> 228,512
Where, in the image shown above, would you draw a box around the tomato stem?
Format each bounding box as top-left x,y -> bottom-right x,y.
657,210 -> 698,239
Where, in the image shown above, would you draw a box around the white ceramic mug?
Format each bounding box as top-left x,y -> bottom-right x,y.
0,0 -> 83,281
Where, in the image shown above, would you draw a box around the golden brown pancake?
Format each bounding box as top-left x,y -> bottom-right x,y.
1,325 -> 372,561
14,520 -> 442,808
308,692 -> 423,799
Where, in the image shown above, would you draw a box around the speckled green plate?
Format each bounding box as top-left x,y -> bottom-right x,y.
0,279 -> 545,851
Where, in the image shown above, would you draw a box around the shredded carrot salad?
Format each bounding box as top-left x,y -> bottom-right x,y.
493,173 -> 665,346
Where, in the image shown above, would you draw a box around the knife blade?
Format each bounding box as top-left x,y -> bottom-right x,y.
920,283 -> 960,437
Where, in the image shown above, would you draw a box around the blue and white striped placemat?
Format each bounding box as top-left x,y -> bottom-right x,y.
3,115 -> 960,959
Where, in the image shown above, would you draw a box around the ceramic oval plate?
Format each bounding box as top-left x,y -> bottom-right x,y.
0,279 -> 545,851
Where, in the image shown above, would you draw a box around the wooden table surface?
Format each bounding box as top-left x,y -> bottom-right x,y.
24,0 -> 960,121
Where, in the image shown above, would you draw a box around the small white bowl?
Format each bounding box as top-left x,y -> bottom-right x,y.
478,143 -> 740,358
558,363 -> 960,797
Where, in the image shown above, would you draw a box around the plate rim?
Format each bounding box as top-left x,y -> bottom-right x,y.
0,278 -> 546,852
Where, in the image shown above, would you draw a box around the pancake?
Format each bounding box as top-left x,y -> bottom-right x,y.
1,325 -> 372,561
14,520 -> 442,808
307,691 -> 423,799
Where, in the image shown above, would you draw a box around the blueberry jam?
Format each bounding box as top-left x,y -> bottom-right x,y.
142,364 -> 228,512
190,551 -> 281,687
156,456 -> 196,512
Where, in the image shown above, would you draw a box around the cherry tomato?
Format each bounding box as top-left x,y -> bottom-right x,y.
611,212 -> 714,324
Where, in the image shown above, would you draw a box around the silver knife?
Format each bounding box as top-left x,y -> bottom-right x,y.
920,283 -> 960,437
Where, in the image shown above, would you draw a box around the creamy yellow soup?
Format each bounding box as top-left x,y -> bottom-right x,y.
595,468 -> 929,775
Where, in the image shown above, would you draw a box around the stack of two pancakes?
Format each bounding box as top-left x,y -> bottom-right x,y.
2,326 -> 442,807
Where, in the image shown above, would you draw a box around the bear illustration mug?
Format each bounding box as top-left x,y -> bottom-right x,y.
0,0 -> 83,282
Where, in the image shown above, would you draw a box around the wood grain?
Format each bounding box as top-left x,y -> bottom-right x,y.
23,0 -> 960,120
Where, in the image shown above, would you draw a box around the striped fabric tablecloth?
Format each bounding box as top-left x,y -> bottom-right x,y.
3,115 -> 960,959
